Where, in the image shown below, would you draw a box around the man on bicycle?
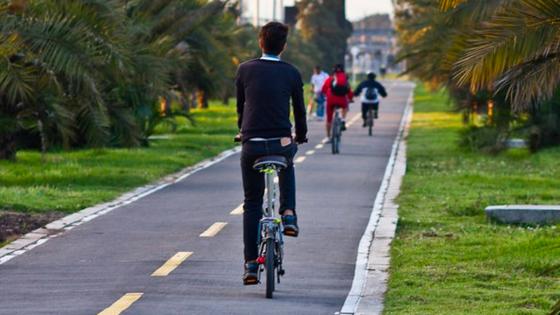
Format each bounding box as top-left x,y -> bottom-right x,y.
235,22 -> 308,285
322,64 -> 353,138
353,72 -> 388,127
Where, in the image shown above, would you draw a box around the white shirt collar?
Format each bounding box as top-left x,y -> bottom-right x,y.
260,54 -> 281,62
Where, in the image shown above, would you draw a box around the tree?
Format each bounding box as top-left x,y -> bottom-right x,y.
395,0 -> 560,152
0,0 -> 257,160
297,0 -> 352,69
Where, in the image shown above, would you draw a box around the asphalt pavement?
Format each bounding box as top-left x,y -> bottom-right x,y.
0,80 -> 413,315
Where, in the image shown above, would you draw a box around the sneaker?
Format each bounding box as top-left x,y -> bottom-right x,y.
243,261 -> 259,285
282,215 -> 299,237
341,121 -> 347,131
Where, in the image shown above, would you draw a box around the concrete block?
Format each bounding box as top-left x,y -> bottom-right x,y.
485,205 -> 560,225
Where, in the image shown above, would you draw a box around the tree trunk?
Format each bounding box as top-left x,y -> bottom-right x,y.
197,89 -> 208,109
0,132 -> 17,161
37,119 -> 47,163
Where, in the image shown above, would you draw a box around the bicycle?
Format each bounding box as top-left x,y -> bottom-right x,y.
252,155 -> 287,299
366,104 -> 375,136
331,106 -> 343,154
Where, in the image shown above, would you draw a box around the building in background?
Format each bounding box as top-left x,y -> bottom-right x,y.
346,14 -> 398,81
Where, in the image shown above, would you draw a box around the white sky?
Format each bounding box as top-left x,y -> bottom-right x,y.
245,0 -> 394,22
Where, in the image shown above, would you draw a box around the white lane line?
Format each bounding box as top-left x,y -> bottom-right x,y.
274,177 -> 279,184
346,113 -> 362,128
294,156 -> 306,164
200,222 -> 228,237
230,204 -> 243,215
321,137 -> 329,144
340,86 -> 414,315
0,146 -> 242,266
151,252 -> 193,277
315,143 -> 324,149
98,293 -> 143,315
305,150 -> 315,156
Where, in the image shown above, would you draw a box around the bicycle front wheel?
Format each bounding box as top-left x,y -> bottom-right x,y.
265,238 -> 275,298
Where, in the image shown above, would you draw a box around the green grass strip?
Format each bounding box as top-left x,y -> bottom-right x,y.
0,103 -> 238,214
384,84 -> 560,314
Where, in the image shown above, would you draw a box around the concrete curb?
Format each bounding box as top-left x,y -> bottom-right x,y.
0,146 -> 241,265
339,84 -> 415,315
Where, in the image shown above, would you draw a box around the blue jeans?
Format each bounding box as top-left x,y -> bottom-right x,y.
240,139 -> 298,260
315,92 -> 325,118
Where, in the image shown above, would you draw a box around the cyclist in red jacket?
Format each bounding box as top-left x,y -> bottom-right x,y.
322,64 -> 354,138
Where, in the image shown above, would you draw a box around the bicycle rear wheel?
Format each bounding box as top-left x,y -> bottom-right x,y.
331,118 -> 339,154
367,109 -> 373,136
265,238 -> 275,298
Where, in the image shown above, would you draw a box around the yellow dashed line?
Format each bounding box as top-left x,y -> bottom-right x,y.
230,204 -> 244,215
200,222 -> 228,237
98,293 -> 143,315
151,252 -> 193,277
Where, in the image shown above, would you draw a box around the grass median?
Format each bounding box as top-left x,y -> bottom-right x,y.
0,103 -> 237,241
384,84 -> 560,314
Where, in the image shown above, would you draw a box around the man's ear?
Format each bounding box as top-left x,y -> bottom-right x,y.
279,43 -> 287,56
259,38 -> 264,50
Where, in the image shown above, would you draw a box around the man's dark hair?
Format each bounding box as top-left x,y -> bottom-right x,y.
333,64 -> 345,73
314,65 -> 321,72
367,72 -> 377,80
259,22 -> 289,55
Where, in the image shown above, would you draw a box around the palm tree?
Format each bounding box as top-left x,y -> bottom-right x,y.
0,0 -> 253,159
452,0 -> 560,111
0,0 -> 133,159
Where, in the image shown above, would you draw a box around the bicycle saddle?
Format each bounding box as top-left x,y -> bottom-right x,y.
253,155 -> 288,171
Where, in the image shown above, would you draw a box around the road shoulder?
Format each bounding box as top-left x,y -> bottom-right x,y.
340,83 -> 414,315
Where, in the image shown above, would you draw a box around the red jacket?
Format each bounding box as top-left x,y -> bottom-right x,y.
322,72 -> 354,106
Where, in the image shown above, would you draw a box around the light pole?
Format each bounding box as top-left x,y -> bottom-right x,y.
253,0 -> 260,26
350,46 -> 360,86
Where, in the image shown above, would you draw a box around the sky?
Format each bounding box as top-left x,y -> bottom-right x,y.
243,0 -> 394,22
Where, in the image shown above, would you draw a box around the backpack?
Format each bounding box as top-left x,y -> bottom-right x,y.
331,72 -> 349,96
365,86 -> 378,102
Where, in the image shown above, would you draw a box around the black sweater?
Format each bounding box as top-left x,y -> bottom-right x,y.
235,58 -> 307,142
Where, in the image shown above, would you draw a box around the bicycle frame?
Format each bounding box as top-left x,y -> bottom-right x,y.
255,166 -> 284,294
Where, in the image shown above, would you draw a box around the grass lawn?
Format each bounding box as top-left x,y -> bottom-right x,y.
0,102 -> 238,214
384,84 -> 560,314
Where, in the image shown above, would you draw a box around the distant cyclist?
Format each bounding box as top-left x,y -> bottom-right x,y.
353,72 -> 388,127
322,64 -> 353,138
309,66 -> 329,121
235,22 -> 308,285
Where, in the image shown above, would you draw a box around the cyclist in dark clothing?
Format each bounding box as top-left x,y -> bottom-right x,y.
235,22 -> 308,285
353,73 -> 388,126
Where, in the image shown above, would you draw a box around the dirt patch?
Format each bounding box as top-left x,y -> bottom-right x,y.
0,211 -> 64,243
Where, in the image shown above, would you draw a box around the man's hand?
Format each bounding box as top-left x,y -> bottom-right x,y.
295,136 -> 308,145
234,133 -> 242,143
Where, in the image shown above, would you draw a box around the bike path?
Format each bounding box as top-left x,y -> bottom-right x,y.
0,81 -> 413,315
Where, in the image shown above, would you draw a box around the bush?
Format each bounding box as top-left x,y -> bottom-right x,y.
459,126 -> 508,154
